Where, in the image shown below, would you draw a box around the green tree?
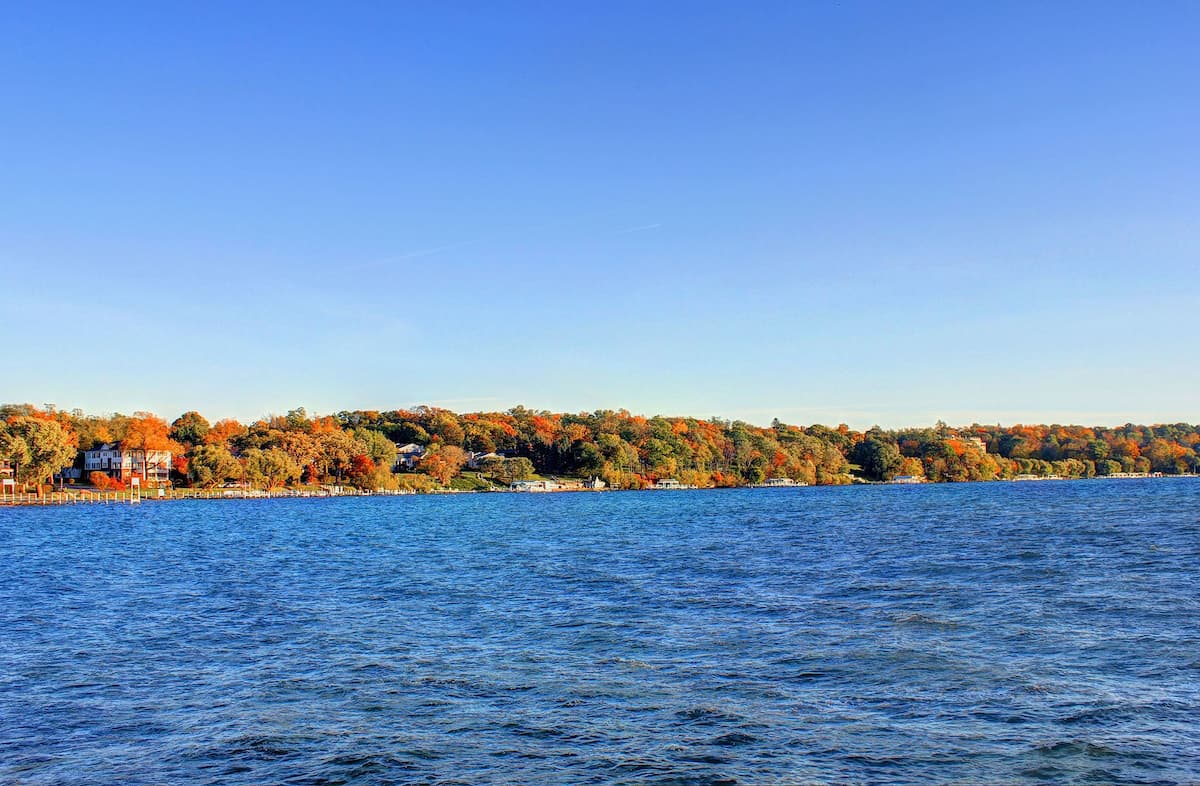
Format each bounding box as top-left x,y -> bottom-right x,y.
478,455 -> 507,477
852,436 -> 903,481
494,457 -> 535,484
1086,439 -> 1111,461
353,428 -> 398,469
4,417 -> 76,487
243,448 -> 301,488
571,441 -> 604,473
0,425 -> 32,483
170,411 -> 211,447
188,444 -> 242,487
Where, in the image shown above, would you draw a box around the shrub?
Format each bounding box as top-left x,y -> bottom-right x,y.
396,473 -> 435,493
89,471 -> 123,490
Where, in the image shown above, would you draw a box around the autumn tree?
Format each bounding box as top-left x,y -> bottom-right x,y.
346,454 -> 378,489
422,445 -> 468,485
122,412 -> 183,484
66,413 -> 114,451
206,419 -> 248,449
315,430 -> 366,482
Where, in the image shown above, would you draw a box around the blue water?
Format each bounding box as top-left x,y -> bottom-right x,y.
2,481 -> 1198,785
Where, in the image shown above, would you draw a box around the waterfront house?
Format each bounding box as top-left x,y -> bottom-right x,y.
651,479 -> 683,490
753,477 -> 807,487
891,475 -> 924,484
947,435 -> 988,453
393,443 -> 427,470
83,443 -> 172,484
466,451 -> 504,469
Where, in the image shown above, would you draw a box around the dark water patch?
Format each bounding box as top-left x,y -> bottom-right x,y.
711,731 -> 758,746
679,752 -> 731,764
1034,740 -> 1121,757
674,706 -> 748,725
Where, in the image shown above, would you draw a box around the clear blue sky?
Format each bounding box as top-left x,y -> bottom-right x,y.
2,2 -> 1196,428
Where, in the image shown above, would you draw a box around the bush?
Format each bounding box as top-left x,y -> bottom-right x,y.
396,473 -> 435,493
89,471 -> 123,490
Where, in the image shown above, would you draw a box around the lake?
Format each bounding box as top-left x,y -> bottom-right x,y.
2,481 -> 1198,784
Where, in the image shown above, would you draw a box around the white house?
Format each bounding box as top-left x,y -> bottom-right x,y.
83,443 -> 172,484
466,451 -> 504,469
393,443 -> 427,470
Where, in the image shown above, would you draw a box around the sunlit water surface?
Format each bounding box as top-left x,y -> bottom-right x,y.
2,481 -> 1198,785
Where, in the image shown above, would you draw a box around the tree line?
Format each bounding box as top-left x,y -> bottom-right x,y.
2,403 -> 1198,491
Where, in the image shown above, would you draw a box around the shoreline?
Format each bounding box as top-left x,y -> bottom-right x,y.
2,473 -> 1196,507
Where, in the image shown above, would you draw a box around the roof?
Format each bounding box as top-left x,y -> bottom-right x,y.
83,443 -> 120,453
85,442 -> 172,454
396,443 -> 426,453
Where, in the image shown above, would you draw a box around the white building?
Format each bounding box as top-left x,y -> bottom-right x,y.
393,443 -> 427,470
957,435 -> 988,452
466,451 -> 504,469
753,477 -> 807,487
510,480 -> 558,492
83,443 -> 172,484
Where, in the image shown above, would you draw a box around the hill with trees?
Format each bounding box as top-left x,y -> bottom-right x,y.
2,403 -> 1197,491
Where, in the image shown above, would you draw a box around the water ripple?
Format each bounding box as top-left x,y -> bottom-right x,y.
2,480 -> 1199,784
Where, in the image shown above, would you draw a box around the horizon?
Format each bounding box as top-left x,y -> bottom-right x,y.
3,3 -> 1196,427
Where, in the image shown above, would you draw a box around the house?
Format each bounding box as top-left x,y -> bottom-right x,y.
83,443 -> 172,484
466,451 -> 504,469
393,443 -> 427,470
950,435 -> 988,452
891,475 -> 924,484
651,479 -> 682,490
965,436 -> 987,452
